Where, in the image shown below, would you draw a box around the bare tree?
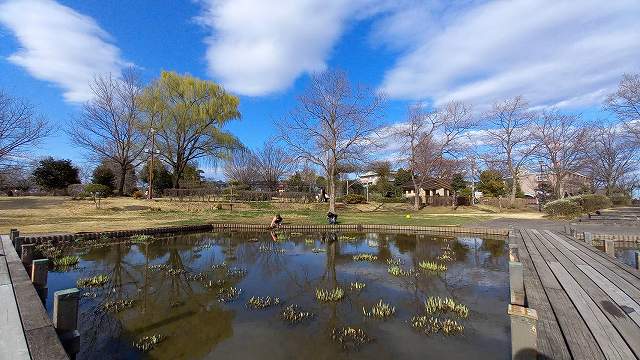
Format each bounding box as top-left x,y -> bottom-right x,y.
0,90 -> 50,167
483,96 -> 536,206
278,70 -> 385,213
68,70 -> 147,195
604,73 -> 640,141
531,110 -> 590,198
223,148 -> 257,186
254,140 -> 292,190
587,124 -> 638,195
394,101 -> 474,210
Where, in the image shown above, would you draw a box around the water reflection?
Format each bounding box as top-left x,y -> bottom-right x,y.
46,231 -> 510,360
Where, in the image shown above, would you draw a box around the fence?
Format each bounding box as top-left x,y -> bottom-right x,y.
479,197 -> 538,208
163,188 -> 314,203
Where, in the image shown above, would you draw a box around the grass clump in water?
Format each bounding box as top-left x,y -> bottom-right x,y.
77,274 -> 109,288
362,299 -> 396,319
217,286 -> 242,302
387,265 -> 414,277
411,316 -> 464,336
352,253 -> 377,262
103,299 -> 135,313
133,334 -> 166,352
424,297 -> 469,318
281,304 -> 314,324
315,287 -> 344,302
350,282 -> 366,291
386,257 -> 403,266
331,326 -> 373,350
312,247 -> 326,253
247,296 -> 281,309
52,255 -> 79,268
418,260 -> 448,272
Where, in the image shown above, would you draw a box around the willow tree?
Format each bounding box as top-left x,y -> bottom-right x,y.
278,70 -> 385,213
138,71 -> 241,188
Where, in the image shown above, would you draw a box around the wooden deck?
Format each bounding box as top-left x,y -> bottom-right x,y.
512,228 -> 640,359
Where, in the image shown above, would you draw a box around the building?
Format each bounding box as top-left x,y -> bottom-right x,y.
517,170 -> 589,198
402,178 -> 452,204
358,171 -> 396,186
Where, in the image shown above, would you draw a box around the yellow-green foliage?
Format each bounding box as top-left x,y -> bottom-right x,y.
130,234 -> 154,243
281,304 -> 314,324
362,299 -> 396,319
305,239 -> 314,244
133,334 -> 166,352
386,258 -> 403,266
217,286 -> 242,302
247,296 -> 281,309
312,248 -> 326,253
419,260 -> 448,272
76,274 -> 109,288
353,253 -> 377,262
411,316 -> 464,335
103,299 -> 135,313
350,282 -> 366,291
387,265 -> 414,277
315,287 -> 344,302
424,297 -> 469,318
52,255 -> 79,268
331,327 -> 373,350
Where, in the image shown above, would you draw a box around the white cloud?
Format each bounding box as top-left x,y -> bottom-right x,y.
0,0 -> 127,102
379,0 -> 640,109
198,0 -> 382,96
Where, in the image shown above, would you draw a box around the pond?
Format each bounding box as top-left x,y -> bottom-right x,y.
45,231 -> 510,360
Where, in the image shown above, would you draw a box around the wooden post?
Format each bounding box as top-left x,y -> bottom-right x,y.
604,240 -> 615,257
9,228 -> 18,243
14,236 -> 23,257
32,259 -> 49,302
584,232 -> 593,245
53,288 -> 81,356
21,243 -> 35,269
563,225 -> 569,234
635,251 -> 639,270
569,227 -> 576,238
509,244 -> 520,262
509,261 -> 525,306
509,304 -> 538,360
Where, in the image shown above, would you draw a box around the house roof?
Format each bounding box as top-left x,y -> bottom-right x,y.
401,178 -> 451,190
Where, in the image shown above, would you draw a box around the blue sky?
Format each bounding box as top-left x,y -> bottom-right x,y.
1,0 -> 639,178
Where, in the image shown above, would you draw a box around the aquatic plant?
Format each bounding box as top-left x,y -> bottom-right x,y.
148,264 -> 169,271
76,274 -> 109,288
281,304 -> 314,324
315,287 -> 344,302
217,286 -> 242,302
311,248 -> 326,253
81,291 -> 97,298
349,282 -> 366,291
387,265 -> 414,277
167,268 -> 185,276
338,235 -> 358,242
424,297 -> 469,318
226,267 -> 247,277
331,326 -> 373,350
304,239 -> 314,244
211,262 -> 227,270
187,272 -> 207,281
259,245 -> 285,254
362,299 -> 396,319
130,234 -> 154,243
247,296 -> 281,309
204,279 -> 226,289
103,299 -> 135,313
386,258 -> 403,266
352,253 -> 377,262
52,255 -> 80,268
291,232 -> 303,236
418,260 -> 448,272
411,316 -> 464,336
133,334 -> 166,352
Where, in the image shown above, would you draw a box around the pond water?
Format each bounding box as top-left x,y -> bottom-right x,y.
45,231 -> 510,360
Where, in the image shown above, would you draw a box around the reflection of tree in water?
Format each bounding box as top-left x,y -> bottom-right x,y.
78,236 -> 237,359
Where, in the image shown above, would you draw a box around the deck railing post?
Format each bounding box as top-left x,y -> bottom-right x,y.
509,261 -> 525,306
584,232 -> 593,245
509,304 -> 538,360
32,258 -> 49,302
9,228 -> 18,244
604,239 -> 615,257
635,251 -> 640,270
509,244 -> 520,262
14,236 -> 24,257
53,288 -> 81,357
21,243 -> 35,271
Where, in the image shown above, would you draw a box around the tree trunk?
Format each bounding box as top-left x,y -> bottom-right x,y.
118,166 -> 127,196
510,179 -> 517,207
329,173 -> 336,213
413,184 -> 420,210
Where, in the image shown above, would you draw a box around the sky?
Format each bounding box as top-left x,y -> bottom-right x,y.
0,0 -> 639,178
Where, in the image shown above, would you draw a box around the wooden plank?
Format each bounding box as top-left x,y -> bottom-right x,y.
522,229 -> 605,360
568,232 -> 640,281
0,263 -> 30,360
534,230 -> 640,358
548,261 -> 636,360
513,230 -> 572,359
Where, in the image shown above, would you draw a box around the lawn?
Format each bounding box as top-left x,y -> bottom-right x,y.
0,196 -> 543,235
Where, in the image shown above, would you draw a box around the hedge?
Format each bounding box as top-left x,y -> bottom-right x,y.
543,199 -> 583,217
341,194 -> 367,204
568,194 -> 611,213
543,193 -> 612,217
